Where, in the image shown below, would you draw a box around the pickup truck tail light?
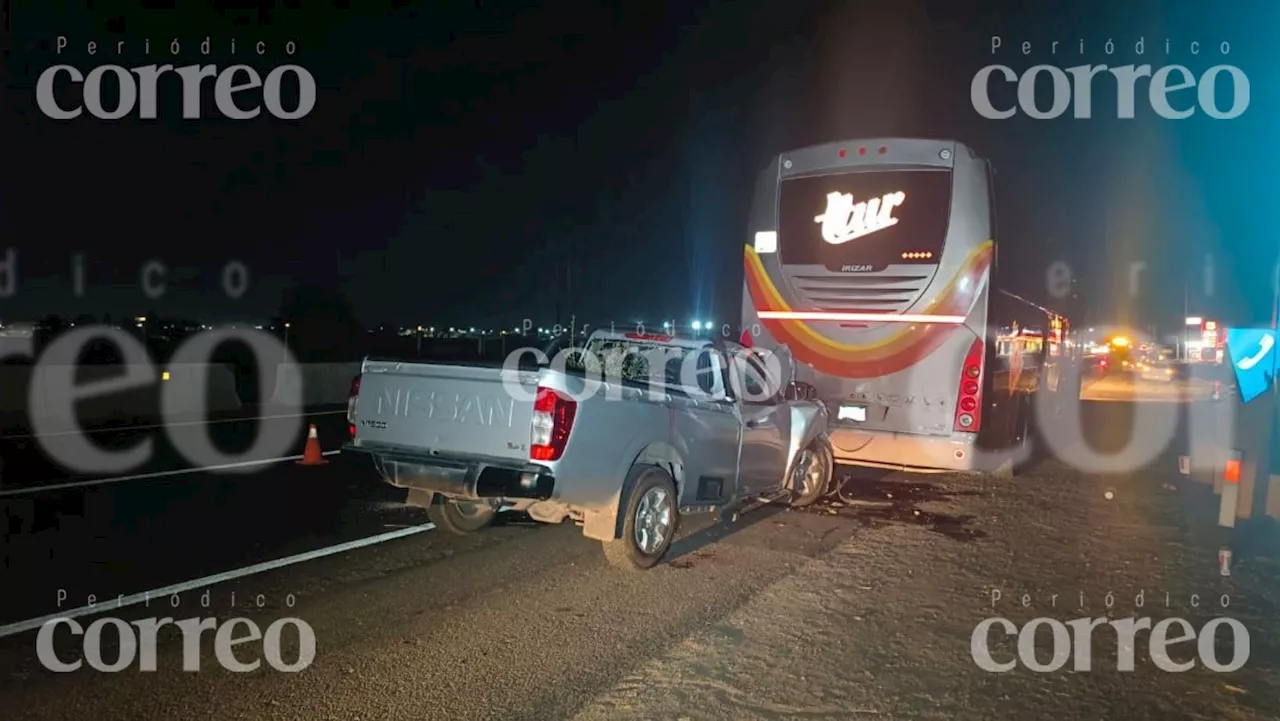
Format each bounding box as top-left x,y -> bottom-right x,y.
530,386 -> 576,461
347,373 -> 361,439
953,339 -> 984,433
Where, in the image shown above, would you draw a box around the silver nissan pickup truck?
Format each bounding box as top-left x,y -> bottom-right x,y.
343,330 -> 831,570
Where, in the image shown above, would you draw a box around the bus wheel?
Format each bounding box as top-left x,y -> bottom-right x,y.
788,438 -> 833,507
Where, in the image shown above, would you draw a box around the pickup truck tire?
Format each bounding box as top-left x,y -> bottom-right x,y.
788,438 -> 833,508
602,465 -> 678,571
427,499 -> 497,535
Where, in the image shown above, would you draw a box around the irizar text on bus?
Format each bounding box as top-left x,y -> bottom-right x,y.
971,62 -> 1249,120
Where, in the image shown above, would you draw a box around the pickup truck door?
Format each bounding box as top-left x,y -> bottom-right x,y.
665,348 -> 741,507
732,351 -> 792,495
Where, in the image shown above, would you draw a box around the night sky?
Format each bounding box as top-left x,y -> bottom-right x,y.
3,0 -> 1276,332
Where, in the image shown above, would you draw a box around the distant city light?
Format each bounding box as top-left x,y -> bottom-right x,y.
691,320 -> 702,330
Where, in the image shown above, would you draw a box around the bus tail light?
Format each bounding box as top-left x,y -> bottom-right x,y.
531,386 -> 577,461
953,340 -> 984,433
347,373 -> 361,439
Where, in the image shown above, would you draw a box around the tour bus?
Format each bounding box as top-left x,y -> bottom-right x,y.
739,138 -> 1079,473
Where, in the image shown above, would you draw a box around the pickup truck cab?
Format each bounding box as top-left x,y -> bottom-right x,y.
343,330 -> 832,570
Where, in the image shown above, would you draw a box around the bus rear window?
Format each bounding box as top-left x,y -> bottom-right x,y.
778,169 -> 953,272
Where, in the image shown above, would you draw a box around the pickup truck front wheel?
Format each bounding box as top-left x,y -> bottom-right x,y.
788,438 -> 833,508
427,498 -> 497,535
602,466 -> 678,571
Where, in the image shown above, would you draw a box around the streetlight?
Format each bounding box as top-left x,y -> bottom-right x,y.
279,322 -> 292,363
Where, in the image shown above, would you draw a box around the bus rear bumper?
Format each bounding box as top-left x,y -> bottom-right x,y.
828,427 -> 987,474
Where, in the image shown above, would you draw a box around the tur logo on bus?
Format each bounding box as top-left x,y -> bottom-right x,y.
814,190 -> 907,244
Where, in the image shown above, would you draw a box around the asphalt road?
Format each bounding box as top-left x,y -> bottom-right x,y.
1082,372 -> 1215,402
0,393 -> 1275,720
0,408 -> 412,625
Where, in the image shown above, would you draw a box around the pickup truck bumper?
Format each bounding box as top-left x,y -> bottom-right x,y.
342,443 -> 556,501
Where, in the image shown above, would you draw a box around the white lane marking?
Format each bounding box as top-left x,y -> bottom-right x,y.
0,522 -> 437,639
0,450 -> 343,497
0,410 -> 346,441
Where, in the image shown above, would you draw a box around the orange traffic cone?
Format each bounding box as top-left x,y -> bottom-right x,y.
297,424 -> 329,466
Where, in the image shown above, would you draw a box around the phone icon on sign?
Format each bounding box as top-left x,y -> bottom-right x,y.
1236,333 -> 1274,371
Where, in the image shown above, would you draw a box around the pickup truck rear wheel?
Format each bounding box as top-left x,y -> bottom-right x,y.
427,499 -> 496,535
788,438 -> 833,508
602,466 -> 678,571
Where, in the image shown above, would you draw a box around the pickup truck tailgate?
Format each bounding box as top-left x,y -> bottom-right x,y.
353,361 -> 537,462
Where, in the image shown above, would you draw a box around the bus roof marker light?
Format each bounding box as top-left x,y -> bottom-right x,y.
939,148 -> 952,160
857,146 -> 867,156
838,148 -> 846,158
877,146 -> 887,155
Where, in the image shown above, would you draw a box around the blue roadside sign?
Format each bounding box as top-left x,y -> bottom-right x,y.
1225,327 -> 1278,404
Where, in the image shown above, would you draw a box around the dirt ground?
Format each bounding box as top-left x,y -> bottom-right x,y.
572,455 -> 1280,721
